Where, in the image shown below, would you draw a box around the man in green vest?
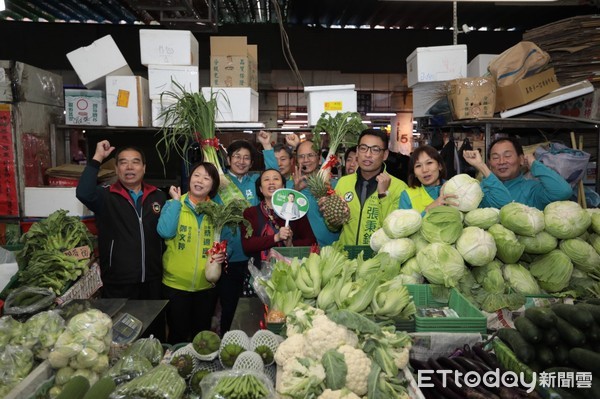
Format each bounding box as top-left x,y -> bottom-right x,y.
330,129 -> 408,246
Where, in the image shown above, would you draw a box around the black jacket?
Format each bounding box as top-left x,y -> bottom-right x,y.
76,161 -> 166,285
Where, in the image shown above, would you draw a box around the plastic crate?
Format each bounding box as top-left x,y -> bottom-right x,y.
406,284 -> 487,334
271,247 -> 312,260
394,318 -> 415,333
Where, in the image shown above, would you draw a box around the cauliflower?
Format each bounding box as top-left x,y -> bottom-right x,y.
318,388 -> 361,399
286,304 -> 325,336
392,346 -> 410,370
337,345 -> 371,396
277,357 -> 326,399
303,315 -> 359,359
275,333 -> 305,366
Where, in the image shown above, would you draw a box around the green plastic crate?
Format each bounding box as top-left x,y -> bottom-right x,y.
406,284 -> 487,334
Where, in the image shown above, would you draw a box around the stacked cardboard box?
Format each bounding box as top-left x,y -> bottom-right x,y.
206,36 -> 259,122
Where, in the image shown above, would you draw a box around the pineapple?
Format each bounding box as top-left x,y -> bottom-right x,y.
307,169 -> 349,230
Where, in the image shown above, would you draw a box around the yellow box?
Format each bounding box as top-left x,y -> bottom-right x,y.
448,77 -> 496,120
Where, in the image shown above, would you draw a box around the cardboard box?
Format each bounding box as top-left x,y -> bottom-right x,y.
411,82 -> 447,118
584,161 -> 597,185
201,87 -> 259,122
210,36 -> 258,91
495,68 -> 560,112
148,65 -> 199,99
467,54 -> 498,77
0,61 -> 64,106
406,45 -> 467,88
151,98 -> 176,128
65,89 -> 106,125
304,84 -> 357,126
448,77 -> 496,120
139,29 -> 199,66
546,87 -> 600,120
24,187 -> 92,217
106,76 -> 151,127
66,35 -> 133,89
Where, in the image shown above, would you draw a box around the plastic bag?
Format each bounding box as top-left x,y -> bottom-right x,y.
123,335 -> 164,366
3,286 -> 56,316
110,363 -> 186,399
105,354 -> 153,385
11,310 -> 65,360
0,315 -> 23,347
249,259 -> 272,307
534,142 -> 591,187
0,344 -> 34,386
200,369 -> 275,399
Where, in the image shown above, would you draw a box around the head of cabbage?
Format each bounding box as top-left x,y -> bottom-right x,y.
502,263 -> 541,295
559,238 -> 600,274
472,260 -> 505,294
529,249 -> 573,293
382,209 -> 422,239
379,238 -> 416,264
518,231 -> 557,255
544,201 -> 591,239
370,228 -> 391,252
421,206 -> 464,244
464,208 -> 500,230
488,224 -> 525,264
442,174 -> 484,212
500,202 -> 545,237
416,243 -> 466,287
455,226 -> 497,266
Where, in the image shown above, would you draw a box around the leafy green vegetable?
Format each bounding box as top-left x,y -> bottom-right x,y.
529,250 -> 574,293
502,263 -> 541,295
518,231 -> 557,254
416,242 -> 466,288
544,201 -> 591,239
499,202 -> 545,237
455,226 -> 497,266
322,350 -> 348,390
488,224 -> 525,264
195,199 -> 253,242
420,206 -> 463,244
327,309 -> 382,335
464,207 -> 500,229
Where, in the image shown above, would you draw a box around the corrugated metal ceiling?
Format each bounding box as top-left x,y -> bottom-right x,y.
1,0 -> 598,32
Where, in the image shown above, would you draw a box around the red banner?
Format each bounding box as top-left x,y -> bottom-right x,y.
0,104 -> 18,216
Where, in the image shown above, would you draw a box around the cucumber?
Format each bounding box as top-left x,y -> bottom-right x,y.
545,366 -> 581,374
569,348 -> 600,374
543,327 -> 560,346
497,328 -> 536,364
576,303 -> 600,324
552,303 -> 594,329
56,376 -> 90,399
584,322 -> 600,343
535,346 -> 555,368
524,306 -> 557,328
553,345 -> 570,366
555,316 -> 586,347
514,316 -> 542,344
585,298 -> 600,306
82,376 -> 116,399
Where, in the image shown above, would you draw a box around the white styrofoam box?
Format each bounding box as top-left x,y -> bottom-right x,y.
106,76 -> 151,127
406,45 -> 467,88
304,84 -> 357,126
151,98 -> 177,127
24,187 -> 92,217
65,89 -> 106,125
140,29 -> 199,66
412,82 -> 447,118
66,35 -> 133,90
467,54 -> 498,77
202,87 -> 259,122
148,65 -> 199,100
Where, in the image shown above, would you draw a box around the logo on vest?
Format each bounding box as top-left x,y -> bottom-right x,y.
152,202 -> 161,214
344,192 -> 354,202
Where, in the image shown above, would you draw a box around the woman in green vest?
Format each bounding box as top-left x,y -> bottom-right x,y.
157,162 -> 224,344
399,145 -> 457,214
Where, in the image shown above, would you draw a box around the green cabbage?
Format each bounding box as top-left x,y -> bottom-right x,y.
464,208 -> 500,230
421,206 -> 463,244
442,173 -> 484,212
379,238 -> 416,264
400,257 -> 423,283
416,243 -> 466,287
455,226 -> 497,266
517,231 -> 557,254
488,224 -> 525,264
382,209 -> 422,238
472,260 -> 505,294
588,233 -> 600,256
529,250 -> 573,293
409,231 -> 429,252
591,212 -> 600,235
370,228 -> 391,252
502,263 -> 541,295
500,202 -> 545,237
544,201 -> 591,239
559,238 -> 600,275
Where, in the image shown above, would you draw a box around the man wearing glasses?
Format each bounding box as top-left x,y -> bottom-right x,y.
332,129 -> 408,246
290,140 -> 341,246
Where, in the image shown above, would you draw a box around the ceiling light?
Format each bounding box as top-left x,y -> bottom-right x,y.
284,120 -> 308,124
362,120 -> 372,124
366,112 -> 397,117
0,0 -> 5,11
290,112 -> 307,116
